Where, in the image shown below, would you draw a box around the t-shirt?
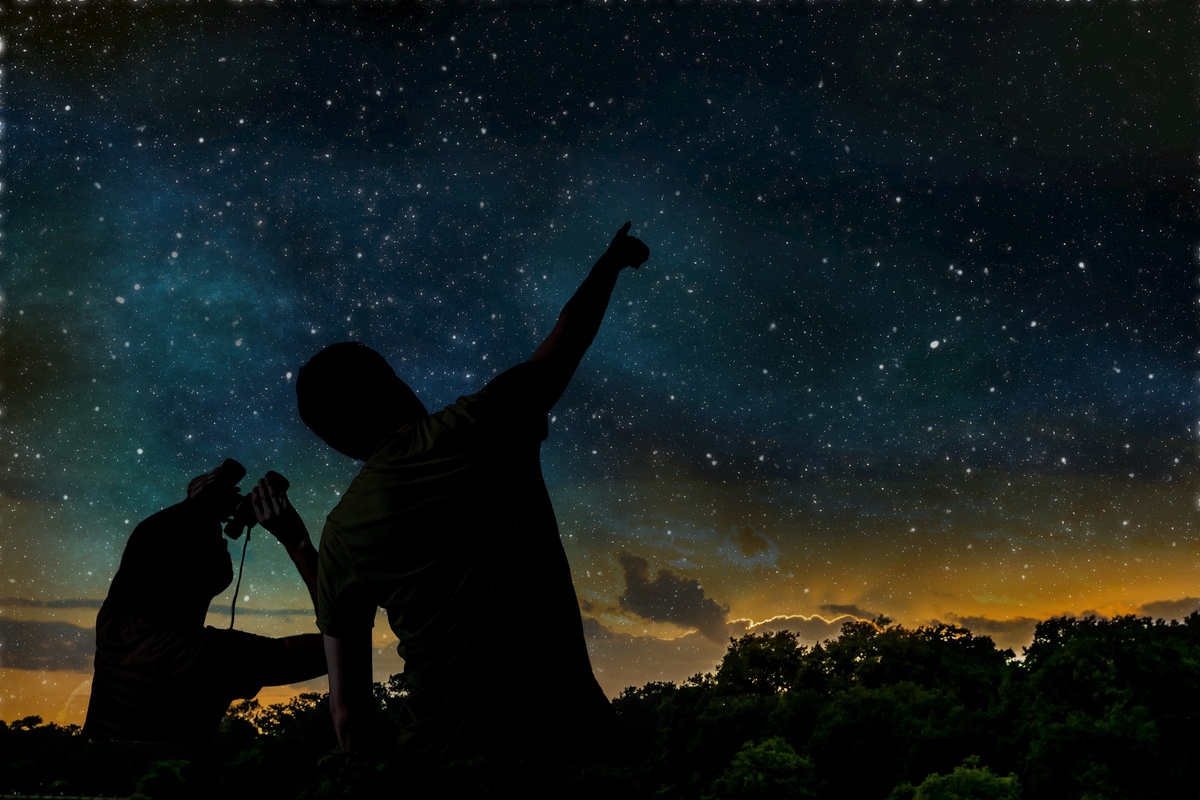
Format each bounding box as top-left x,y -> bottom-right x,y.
84,501 -> 282,743
317,363 -> 612,759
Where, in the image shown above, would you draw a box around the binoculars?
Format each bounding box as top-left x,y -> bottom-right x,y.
216,458 -> 289,539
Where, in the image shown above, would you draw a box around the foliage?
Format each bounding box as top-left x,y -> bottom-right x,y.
4,615 -> 1199,798
1007,614 -> 1200,800
715,630 -> 805,695
0,716 -> 84,795
136,758 -> 202,800
705,736 -> 816,800
889,756 -> 1021,800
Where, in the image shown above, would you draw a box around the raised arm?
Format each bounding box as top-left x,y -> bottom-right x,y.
250,475 -> 328,685
524,221 -> 649,411
252,475 -> 319,610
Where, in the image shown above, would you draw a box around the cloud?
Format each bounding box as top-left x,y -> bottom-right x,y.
937,613 -> 1042,636
205,606 -> 316,617
1137,598 -> 1200,621
935,613 -> 1043,652
0,618 -> 94,671
583,611 -> 880,696
819,603 -> 878,620
616,552 -> 730,642
741,614 -> 859,644
718,524 -> 779,569
0,597 -> 103,609
606,515 -> 718,551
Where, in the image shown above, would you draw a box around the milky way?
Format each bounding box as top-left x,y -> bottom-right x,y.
2,4 -> 1195,723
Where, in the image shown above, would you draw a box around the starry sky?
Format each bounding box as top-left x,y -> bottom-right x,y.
2,3 -> 1196,726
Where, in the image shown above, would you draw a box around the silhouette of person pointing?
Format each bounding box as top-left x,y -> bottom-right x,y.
296,222 -> 650,760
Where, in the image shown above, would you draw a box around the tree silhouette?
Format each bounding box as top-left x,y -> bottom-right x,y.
888,755 -> 1021,800
4,615 -> 1199,798
705,736 -> 817,800
1010,614 -> 1200,799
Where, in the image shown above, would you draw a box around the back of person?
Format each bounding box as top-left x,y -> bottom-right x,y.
318,374 -> 612,759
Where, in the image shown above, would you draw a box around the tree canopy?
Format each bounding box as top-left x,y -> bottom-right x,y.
5,614 -> 1199,799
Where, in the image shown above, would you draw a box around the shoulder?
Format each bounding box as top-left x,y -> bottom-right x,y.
136,500 -> 193,528
450,364 -> 551,441
368,379 -> 543,459
125,500 -> 215,548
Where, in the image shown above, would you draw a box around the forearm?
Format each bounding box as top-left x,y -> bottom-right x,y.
330,694 -> 357,752
325,633 -> 374,752
285,536 -> 320,611
529,252 -> 623,395
259,633 -> 327,685
330,693 -> 376,753
552,252 -> 623,355
511,223 -> 646,411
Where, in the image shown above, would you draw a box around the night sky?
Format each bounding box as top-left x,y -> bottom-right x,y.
2,3 -> 1196,726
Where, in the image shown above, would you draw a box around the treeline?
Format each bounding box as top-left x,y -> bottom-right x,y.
4,614 -> 1199,799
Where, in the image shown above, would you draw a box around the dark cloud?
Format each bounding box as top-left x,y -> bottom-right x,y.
936,613 -> 1043,652
0,597 -> 103,609
938,613 -> 1042,636
718,525 -> 779,569
0,619 -> 94,672
1137,598 -> 1200,621
617,552 -> 730,642
819,604 -> 878,620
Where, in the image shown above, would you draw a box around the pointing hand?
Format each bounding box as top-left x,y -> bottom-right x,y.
605,221 -> 650,269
